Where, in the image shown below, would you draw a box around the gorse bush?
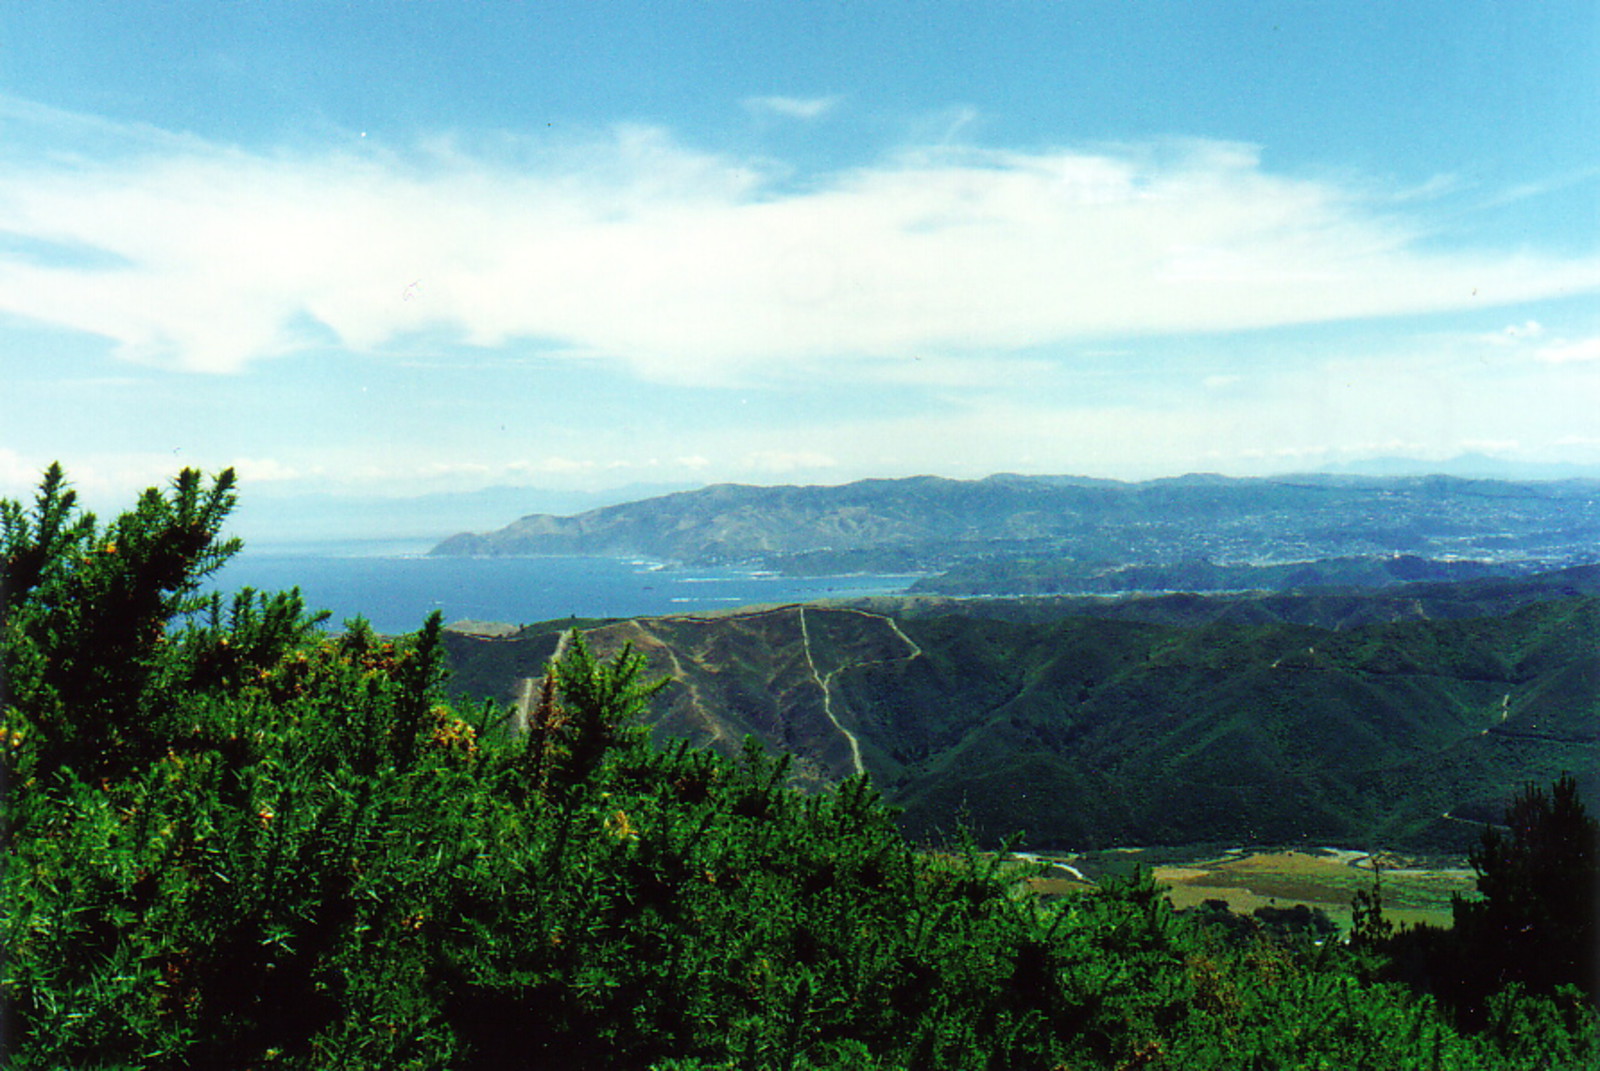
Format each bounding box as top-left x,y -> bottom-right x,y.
2,466 -> 1595,1068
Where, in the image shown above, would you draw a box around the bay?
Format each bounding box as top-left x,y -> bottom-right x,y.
208,543 -> 915,635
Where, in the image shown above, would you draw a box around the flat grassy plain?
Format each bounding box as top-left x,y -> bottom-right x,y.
1025,846 -> 1477,931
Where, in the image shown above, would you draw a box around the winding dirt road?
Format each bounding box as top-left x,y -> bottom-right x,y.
796,605 -> 922,779
506,606 -> 924,785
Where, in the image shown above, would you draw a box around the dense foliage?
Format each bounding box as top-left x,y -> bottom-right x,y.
458,596 -> 1598,852
3,467 -> 1596,1068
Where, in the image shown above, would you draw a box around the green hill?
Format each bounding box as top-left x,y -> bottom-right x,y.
443,586 -> 1599,853
850,563 -> 1600,629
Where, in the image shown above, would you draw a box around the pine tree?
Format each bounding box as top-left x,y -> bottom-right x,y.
1455,774 -> 1599,1003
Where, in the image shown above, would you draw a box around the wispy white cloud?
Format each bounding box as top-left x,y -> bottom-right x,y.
0,101 -> 1596,388
1534,336 -> 1600,365
740,449 -> 839,474
1495,320 -> 1545,341
10,317 -> 1597,506
0,448 -> 215,510
229,456 -> 304,483
744,95 -> 841,120
0,447 -> 42,496
1472,320 -> 1600,365
1475,166 -> 1600,210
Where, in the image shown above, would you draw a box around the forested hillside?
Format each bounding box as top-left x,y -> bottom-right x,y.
4,469 -> 1596,1069
910,554 -> 1556,597
859,562 -> 1600,629
443,588 -> 1599,851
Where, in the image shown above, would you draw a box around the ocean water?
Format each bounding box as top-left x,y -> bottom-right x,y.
207,544 -> 916,635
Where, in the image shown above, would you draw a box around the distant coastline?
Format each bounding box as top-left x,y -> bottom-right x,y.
208,550 -> 916,635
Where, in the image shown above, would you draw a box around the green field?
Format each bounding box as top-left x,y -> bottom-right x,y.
1027,846 -> 1477,932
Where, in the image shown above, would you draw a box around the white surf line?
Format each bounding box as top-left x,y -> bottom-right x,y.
798,606 -> 866,778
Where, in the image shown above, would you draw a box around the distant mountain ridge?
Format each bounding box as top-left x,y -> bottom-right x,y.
432,472 -> 1600,575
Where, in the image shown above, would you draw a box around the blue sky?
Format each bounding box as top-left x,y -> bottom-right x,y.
2,2 -> 1597,526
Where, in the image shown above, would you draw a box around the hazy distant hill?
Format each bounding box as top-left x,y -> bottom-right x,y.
442,572 -> 1599,853
431,472 -> 1600,576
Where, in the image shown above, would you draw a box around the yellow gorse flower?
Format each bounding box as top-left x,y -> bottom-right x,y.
604,809 -> 637,841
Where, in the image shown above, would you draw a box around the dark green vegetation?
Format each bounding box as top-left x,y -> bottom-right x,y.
1377,776 -> 1599,1033
4,468 -> 1597,1068
857,562 -> 1600,630
912,554 -> 1543,598
431,473 -> 1600,581
444,584 -> 1598,851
